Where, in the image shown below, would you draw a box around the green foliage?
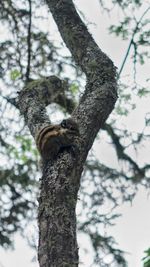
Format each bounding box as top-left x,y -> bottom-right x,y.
10,69 -> 21,81
0,128 -> 38,248
70,83 -> 79,95
142,248 -> 150,267
115,105 -> 129,116
109,17 -> 131,40
145,115 -> 150,126
99,0 -> 142,11
138,88 -> 150,98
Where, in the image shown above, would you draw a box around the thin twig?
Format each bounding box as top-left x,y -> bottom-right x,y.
118,6 -> 150,78
26,0 -> 32,81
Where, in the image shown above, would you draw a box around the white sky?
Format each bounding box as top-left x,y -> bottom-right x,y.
0,0 -> 150,267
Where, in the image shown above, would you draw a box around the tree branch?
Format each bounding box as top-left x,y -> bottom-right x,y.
26,0 -> 32,82
18,76 -> 76,136
118,6 -> 150,78
46,0 -> 118,161
102,123 -> 145,178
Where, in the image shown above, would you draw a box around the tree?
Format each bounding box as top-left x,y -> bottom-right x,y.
18,0 -> 117,265
0,0 -> 149,266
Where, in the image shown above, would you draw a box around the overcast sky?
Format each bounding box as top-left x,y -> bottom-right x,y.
0,1 -> 150,267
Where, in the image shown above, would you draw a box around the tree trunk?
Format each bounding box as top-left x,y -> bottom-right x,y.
38,159 -> 81,267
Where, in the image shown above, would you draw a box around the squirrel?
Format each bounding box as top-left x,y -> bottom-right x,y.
36,118 -> 79,161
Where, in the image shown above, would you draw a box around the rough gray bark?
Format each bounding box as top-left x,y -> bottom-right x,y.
46,0 -> 117,161
18,1 -> 118,267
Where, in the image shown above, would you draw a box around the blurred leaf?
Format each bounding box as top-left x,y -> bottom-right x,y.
138,88 -> 150,97
10,69 -> 21,81
142,248 -> 150,267
70,83 -> 79,95
115,105 -> 129,116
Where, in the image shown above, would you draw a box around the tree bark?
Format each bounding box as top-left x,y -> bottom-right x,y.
18,1 -> 118,267
46,0 -> 117,161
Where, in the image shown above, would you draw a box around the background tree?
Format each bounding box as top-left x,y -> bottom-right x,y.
0,0 -> 149,266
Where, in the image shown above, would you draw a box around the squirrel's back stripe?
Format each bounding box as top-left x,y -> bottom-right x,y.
37,125 -> 56,150
40,130 -> 59,151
